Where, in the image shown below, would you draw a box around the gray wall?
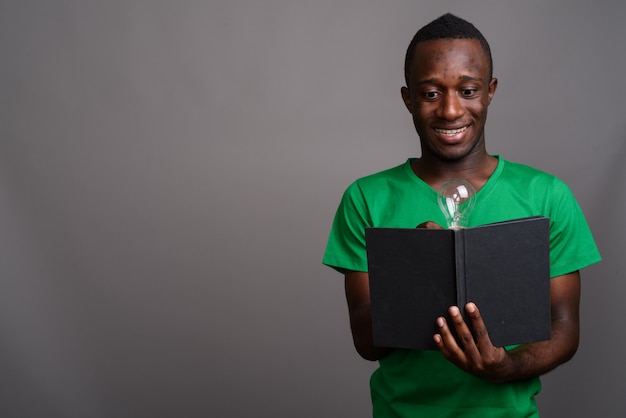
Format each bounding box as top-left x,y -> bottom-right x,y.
1,1 -> 623,417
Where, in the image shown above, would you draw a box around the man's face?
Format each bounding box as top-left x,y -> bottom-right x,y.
401,38 -> 497,162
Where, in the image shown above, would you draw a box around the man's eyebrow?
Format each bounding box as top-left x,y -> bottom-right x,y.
460,75 -> 483,82
414,75 -> 484,86
414,78 -> 438,86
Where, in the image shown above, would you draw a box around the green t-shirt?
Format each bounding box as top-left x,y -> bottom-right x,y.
323,157 -> 601,417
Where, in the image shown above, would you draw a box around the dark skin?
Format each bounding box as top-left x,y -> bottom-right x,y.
345,38 -> 581,382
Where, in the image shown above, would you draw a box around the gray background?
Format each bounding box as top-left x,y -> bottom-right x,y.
1,1 -> 623,417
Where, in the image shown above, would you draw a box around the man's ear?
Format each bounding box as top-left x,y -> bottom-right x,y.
401,86 -> 413,113
487,78 -> 498,104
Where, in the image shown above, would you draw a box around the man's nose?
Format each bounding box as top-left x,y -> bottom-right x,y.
436,93 -> 465,121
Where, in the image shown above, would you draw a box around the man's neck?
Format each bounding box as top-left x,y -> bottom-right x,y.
411,152 -> 498,193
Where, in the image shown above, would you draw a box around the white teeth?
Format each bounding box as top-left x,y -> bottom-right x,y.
435,126 -> 468,135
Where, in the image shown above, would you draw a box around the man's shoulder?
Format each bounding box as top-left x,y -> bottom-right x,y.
348,160 -> 411,189
499,158 -> 573,200
501,158 -> 564,184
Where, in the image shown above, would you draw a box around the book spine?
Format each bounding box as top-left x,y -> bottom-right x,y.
454,229 -> 467,316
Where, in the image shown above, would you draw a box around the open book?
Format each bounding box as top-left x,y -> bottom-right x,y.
365,216 -> 551,350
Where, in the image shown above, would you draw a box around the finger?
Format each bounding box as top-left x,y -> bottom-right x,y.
434,315 -> 463,360
465,302 -> 495,353
464,303 -> 509,371
416,221 -> 444,229
447,305 -> 479,353
437,308 -> 472,360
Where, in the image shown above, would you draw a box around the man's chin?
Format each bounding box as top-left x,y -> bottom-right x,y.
427,139 -> 484,162
431,147 -> 473,162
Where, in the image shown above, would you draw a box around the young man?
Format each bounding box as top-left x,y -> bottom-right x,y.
323,13 -> 601,417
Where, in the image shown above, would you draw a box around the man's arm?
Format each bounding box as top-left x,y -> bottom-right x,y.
435,271 -> 581,382
345,271 -> 393,361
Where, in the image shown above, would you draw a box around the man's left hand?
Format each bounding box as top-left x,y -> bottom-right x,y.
434,303 -> 512,381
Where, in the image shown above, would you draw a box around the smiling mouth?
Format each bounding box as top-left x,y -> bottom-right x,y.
434,126 -> 468,136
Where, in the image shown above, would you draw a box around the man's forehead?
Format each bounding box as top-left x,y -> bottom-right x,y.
414,38 -> 485,59
411,39 -> 489,75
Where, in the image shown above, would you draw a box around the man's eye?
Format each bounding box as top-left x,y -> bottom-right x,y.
424,91 -> 439,99
462,89 -> 477,97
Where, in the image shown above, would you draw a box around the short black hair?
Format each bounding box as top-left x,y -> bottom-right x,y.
404,13 -> 493,87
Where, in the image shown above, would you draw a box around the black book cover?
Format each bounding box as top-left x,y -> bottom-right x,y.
365,216 -> 551,350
